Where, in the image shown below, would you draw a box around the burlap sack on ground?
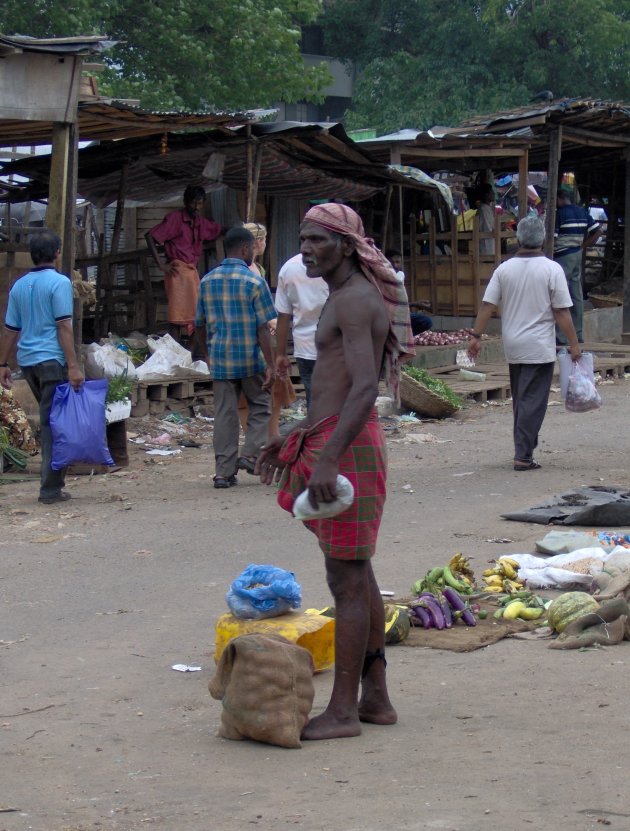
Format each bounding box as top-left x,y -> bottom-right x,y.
208,633 -> 314,748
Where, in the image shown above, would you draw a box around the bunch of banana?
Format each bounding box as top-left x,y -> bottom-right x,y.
482,556 -> 526,594
411,553 -> 475,596
493,591 -> 548,621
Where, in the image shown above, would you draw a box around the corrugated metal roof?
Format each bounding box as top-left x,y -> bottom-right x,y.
0,122 -> 452,206
0,33 -> 114,55
355,98 -> 630,174
0,100 -> 259,147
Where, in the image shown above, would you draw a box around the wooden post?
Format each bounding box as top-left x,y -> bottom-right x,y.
429,215 -> 438,314
408,214 -> 417,301
545,128 -> 562,257
518,150 -> 529,219
398,185 -> 404,268
381,185 -> 393,251
47,123 -> 72,256
110,162 -> 129,257
472,214 -> 480,314
623,151 -> 630,333
450,214 -> 459,316
246,145 -> 263,222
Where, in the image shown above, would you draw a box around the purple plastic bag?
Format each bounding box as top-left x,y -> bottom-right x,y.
50,380 -> 114,470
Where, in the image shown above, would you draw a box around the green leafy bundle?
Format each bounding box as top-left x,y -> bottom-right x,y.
402,365 -> 463,408
106,372 -> 134,405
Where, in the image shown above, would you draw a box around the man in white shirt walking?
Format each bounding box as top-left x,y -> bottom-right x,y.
274,254 -> 328,408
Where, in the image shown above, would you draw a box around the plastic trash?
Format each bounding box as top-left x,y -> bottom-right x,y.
292,475 -> 354,520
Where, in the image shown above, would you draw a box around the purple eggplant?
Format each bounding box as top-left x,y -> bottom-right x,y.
440,598 -> 453,628
442,587 -> 477,627
411,605 -> 432,629
418,597 -> 446,630
460,606 -> 477,627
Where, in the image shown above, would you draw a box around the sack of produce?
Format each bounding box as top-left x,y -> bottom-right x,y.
547,591 -> 600,633
208,633 -> 314,748
226,563 -> 302,620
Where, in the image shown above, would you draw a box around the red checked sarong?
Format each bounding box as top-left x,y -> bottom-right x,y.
277,411 -> 387,560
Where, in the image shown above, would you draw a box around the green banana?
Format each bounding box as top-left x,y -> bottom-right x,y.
427,567 -> 445,583
443,565 -> 470,593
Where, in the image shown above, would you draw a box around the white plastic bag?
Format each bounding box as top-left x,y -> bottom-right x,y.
292,475 -> 355,520
558,350 -> 593,399
136,334 -> 193,379
565,358 -> 601,413
82,343 -> 138,380
510,548 -> 610,589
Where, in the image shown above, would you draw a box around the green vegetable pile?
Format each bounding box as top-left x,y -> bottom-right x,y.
402,365 -> 463,408
0,425 -> 30,470
106,371 -> 134,404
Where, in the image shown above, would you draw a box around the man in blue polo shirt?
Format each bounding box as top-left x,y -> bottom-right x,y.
196,226 -> 276,489
554,190 -> 601,344
0,230 -> 84,504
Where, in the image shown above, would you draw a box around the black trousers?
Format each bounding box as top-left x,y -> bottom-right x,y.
509,362 -> 555,463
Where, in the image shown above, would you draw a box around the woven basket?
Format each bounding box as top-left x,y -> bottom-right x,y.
399,372 -> 459,418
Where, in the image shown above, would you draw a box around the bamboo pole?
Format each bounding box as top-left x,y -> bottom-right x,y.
544,128 -> 562,257
623,150 -> 630,333
518,150 -> 529,219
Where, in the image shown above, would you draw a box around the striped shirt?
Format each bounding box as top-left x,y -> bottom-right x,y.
196,258 -> 276,379
554,204 -> 600,257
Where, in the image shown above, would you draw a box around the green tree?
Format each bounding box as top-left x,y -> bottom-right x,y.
0,0 -> 331,111
319,0 -> 630,133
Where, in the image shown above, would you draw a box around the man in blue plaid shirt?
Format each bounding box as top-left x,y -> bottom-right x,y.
196,226 -> 277,488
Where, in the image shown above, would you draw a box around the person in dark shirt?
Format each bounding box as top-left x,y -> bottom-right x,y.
554,190 -> 600,344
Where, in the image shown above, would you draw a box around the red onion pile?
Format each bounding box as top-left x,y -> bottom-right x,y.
413,328 -> 478,347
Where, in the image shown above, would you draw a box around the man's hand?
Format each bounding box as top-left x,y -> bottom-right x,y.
162,262 -> 177,278
569,342 -> 582,361
467,337 -> 481,360
276,354 -> 291,379
68,366 -> 85,390
261,366 -> 276,392
306,458 -> 339,510
255,435 -> 286,484
0,366 -> 13,390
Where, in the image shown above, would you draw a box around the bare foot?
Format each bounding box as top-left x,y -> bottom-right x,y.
301,710 -> 362,740
358,702 -> 398,725
358,686 -> 398,725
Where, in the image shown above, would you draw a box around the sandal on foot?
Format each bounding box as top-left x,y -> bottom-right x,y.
213,474 -> 238,489
513,461 -> 541,471
236,456 -> 257,475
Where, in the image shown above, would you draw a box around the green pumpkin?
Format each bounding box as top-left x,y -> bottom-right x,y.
384,603 -> 411,644
547,592 -> 600,633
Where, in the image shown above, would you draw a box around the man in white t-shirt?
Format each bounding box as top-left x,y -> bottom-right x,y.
467,216 -> 581,472
275,254 -> 329,407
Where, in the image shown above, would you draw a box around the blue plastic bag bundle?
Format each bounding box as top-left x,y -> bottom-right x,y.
226,564 -> 302,620
50,380 -> 115,470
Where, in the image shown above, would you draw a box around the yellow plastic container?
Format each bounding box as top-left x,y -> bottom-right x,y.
214,611 -> 335,672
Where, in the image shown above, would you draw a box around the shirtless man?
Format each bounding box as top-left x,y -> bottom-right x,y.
257,203 -> 414,740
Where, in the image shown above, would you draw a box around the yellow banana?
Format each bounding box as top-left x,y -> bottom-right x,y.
483,575 -> 504,587
498,557 -> 521,570
483,585 -> 503,593
498,561 -> 517,580
482,567 -> 501,578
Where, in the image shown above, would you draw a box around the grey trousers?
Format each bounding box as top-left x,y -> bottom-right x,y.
212,375 -> 271,478
22,360 -> 68,499
555,250 -> 584,343
509,362 -> 555,464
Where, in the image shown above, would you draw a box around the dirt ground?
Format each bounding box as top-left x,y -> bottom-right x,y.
2,378 -> 630,831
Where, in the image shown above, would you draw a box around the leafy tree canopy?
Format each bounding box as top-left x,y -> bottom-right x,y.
319,0 -> 630,133
0,0 -> 331,111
